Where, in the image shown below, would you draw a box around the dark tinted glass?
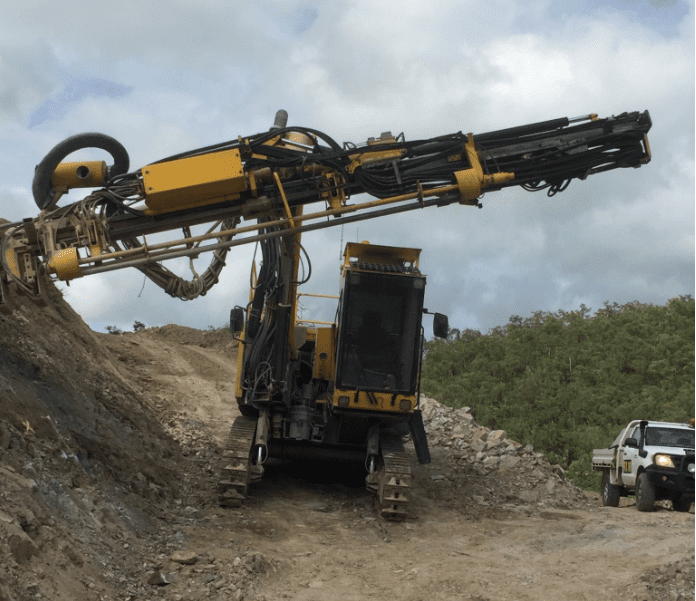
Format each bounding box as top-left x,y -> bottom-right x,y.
645,427 -> 694,448
336,272 -> 424,392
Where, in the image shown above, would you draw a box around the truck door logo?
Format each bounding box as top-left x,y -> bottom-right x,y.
623,460 -> 632,473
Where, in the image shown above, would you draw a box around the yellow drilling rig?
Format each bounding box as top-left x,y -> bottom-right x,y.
0,109 -> 652,517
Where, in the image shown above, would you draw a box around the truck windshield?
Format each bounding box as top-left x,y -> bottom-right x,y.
645,427 -> 695,448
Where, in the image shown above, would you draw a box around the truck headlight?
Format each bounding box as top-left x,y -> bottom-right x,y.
688,463 -> 695,474
654,454 -> 675,468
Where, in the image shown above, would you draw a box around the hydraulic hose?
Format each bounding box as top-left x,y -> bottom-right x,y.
32,132 -> 130,210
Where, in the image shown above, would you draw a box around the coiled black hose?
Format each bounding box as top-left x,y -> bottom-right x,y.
32,132 -> 130,210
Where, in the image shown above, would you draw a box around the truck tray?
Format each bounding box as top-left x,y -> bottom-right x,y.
592,448 -> 615,470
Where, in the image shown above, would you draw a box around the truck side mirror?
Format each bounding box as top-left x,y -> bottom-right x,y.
230,306 -> 245,333
625,437 -> 638,448
433,313 -> 449,339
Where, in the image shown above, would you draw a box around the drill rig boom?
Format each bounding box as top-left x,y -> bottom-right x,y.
0,109 -> 651,303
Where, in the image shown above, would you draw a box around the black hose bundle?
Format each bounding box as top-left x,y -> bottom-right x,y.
32,133 -> 130,210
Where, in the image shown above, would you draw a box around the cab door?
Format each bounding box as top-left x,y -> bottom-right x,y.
620,425 -> 641,487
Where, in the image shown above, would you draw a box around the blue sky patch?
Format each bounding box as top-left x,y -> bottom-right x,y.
549,0 -> 691,36
29,76 -> 133,128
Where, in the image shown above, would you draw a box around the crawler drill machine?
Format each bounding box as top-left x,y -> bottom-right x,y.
0,109 -> 652,517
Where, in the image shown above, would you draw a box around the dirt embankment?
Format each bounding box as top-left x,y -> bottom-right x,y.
0,281 -> 692,601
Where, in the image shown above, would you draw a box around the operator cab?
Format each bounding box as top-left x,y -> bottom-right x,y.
334,243 -> 425,395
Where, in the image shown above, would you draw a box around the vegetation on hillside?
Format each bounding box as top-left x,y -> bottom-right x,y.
421,296 -> 695,491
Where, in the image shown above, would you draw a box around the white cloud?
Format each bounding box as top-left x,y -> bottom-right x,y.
0,0 -> 691,334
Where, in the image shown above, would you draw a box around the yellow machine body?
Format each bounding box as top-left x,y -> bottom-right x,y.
142,149 -> 247,214
310,327 -> 336,381
47,248 -> 83,280
341,241 -> 421,272
51,161 -> 107,191
333,389 -> 415,413
235,241 -> 425,420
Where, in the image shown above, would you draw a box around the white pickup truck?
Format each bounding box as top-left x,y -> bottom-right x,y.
592,420 -> 695,512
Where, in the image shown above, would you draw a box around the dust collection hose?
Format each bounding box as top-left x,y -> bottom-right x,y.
32,133 -> 130,210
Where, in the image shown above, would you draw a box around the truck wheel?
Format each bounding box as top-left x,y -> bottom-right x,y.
635,472 -> 655,512
672,496 -> 692,512
601,470 -> 620,507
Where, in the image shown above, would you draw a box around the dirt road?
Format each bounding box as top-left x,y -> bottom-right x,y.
101,327 -> 694,601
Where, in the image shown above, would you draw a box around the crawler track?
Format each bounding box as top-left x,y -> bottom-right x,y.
218,415 -> 258,507
377,433 -> 412,519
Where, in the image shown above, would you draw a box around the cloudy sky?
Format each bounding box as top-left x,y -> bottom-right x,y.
1,0 -> 693,336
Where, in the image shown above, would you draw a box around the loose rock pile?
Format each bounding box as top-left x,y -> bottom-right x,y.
418,396 -> 595,511
639,553 -> 695,601
146,547 -> 275,601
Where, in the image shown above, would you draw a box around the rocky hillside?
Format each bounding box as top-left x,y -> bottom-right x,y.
0,284 -> 187,599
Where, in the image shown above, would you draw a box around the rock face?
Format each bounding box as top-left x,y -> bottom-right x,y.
0,278 -> 273,601
0,280 -> 188,600
418,396 -> 593,511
